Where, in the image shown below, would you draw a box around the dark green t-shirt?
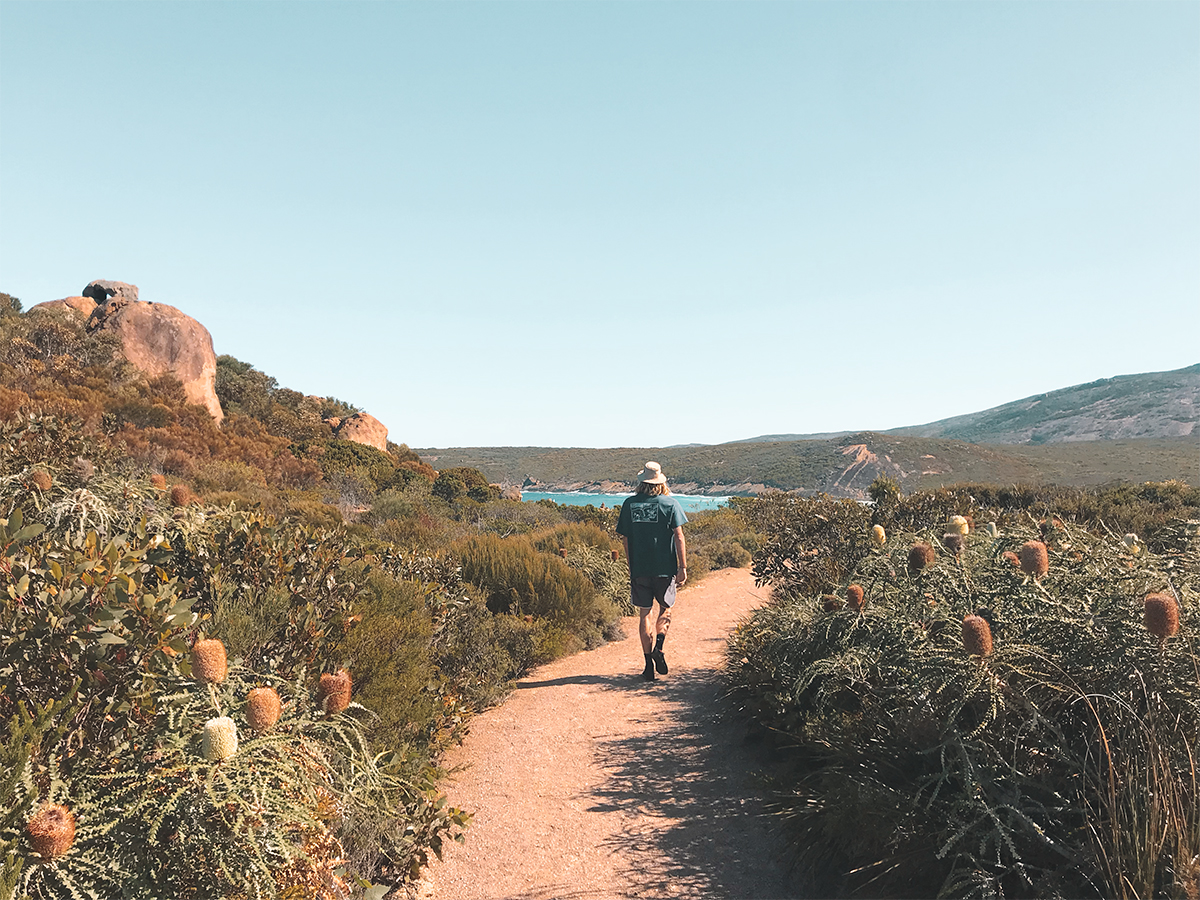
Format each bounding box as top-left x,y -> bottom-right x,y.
616,494 -> 688,578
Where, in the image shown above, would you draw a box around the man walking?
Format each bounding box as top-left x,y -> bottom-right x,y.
616,462 -> 687,681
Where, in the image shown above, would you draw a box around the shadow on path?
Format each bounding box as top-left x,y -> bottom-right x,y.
585,664 -> 798,900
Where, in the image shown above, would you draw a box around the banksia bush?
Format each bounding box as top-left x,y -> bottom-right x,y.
1144,592 -> 1180,641
192,638 -> 228,684
170,483 -> 198,506
846,584 -> 865,611
27,469 -> 52,492
943,533 -> 964,555
246,686 -> 282,732
947,515 -> 970,536
319,669 -> 352,714
26,803 -> 76,859
908,543 -> 935,575
1019,540 -> 1049,578
871,524 -> 886,546
150,472 -> 167,489
202,716 -> 239,761
962,614 -> 993,657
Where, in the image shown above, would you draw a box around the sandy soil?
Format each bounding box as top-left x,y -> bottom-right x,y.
418,567 -> 798,900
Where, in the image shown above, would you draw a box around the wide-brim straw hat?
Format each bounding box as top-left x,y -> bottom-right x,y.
637,461 -> 667,484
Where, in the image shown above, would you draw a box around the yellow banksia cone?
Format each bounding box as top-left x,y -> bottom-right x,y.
202,716 -> 238,761
947,516 -> 969,536
871,525 -> 886,546
1144,592 -> 1179,641
962,615 -> 994,657
1123,533 -> 1142,555
192,638 -> 227,684
1019,541 -> 1049,578
27,804 -> 76,859
319,670 -> 352,715
846,584 -> 865,611
246,687 -> 282,732
908,543 -> 935,575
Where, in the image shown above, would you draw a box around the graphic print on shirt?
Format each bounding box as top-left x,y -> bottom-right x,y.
630,505 -> 660,524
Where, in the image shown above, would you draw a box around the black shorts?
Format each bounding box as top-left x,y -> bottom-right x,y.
630,576 -> 677,609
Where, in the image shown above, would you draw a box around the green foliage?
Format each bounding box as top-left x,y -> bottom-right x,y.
452,533 -> 618,655
728,491 -> 1200,899
432,467 -> 498,504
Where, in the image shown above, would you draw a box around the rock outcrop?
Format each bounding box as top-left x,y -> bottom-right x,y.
83,281 -> 223,422
333,413 -> 388,451
28,295 -> 98,320
83,280 -> 139,304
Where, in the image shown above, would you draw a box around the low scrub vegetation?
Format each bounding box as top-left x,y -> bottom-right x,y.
727,480 -> 1199,898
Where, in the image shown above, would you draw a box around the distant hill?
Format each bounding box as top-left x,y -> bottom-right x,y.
889,364 -> 1199,444
418,433 -> 1198,499
736,364 -> 1199,445
420,366 -> 1199,497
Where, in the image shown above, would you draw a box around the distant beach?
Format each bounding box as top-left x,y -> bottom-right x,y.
520,490 -> 729,513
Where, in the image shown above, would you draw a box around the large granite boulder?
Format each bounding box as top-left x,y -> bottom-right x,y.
28,295 -> 98,320
83,280 -> 139,303
334,413 -> 388,451
86,291 -> 224,423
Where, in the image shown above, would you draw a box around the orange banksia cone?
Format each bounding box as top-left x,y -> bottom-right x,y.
1144,592 -> 1179,641
846,584 -> 865,611
27,804 -> 76,859
1019,541 -> 1049,578
319,670 -> 352,714
247,687 -> 282,732
908,543 -> 935,575
962,615 -> 994,657
192,638 -> 227,684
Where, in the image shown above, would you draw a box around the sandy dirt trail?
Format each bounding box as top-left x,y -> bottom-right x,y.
420,567 -> 797,900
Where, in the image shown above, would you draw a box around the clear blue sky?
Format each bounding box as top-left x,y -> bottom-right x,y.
2,1 -> 1196,448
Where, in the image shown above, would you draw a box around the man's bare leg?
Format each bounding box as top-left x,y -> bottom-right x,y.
639,607 -> 657,680
652,601 -> 671,675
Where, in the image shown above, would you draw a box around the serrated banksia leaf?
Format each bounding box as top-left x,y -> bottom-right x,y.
962,615 -> 993,657
202,716 -> 238,761
1144,592 -> 1179,640
27,803 -> 76,859
1019,541 -> 1049,578
192,638 -> 227,684
247,687 -> 282,731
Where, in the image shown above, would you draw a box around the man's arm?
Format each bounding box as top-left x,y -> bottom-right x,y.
620,534 -> 629,567
673,526 -> 687,586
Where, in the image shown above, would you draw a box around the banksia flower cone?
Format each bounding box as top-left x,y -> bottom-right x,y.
943,533 -> 964,555
1123,533 -> 1141,554
962,615 -> 993,657
947,516 -> 969,536
319,670 -> 352,714
28,470 -> 52,492
908,543 -> 935,575
871,525 -> 886,546
246,687 -> 282,732
202,716 -> 238,761
1002,550 -> 1020,567
150,473 -> 167,489
192,638 -> 227,684
1144,592 -> 1179,641
170,483 -> 197,507
1019,541 -> 1049,578
846,584 -> 865,611
822,595 -> 843,612
27,804 -> 76,859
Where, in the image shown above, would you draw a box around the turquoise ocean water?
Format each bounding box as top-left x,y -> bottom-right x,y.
521,490 -> 729,513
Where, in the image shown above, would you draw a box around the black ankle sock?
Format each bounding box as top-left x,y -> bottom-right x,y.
642,653 -> 655,680
654,634 -> 665,652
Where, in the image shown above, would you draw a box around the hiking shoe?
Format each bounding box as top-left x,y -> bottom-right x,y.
652,649 -> 668,675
